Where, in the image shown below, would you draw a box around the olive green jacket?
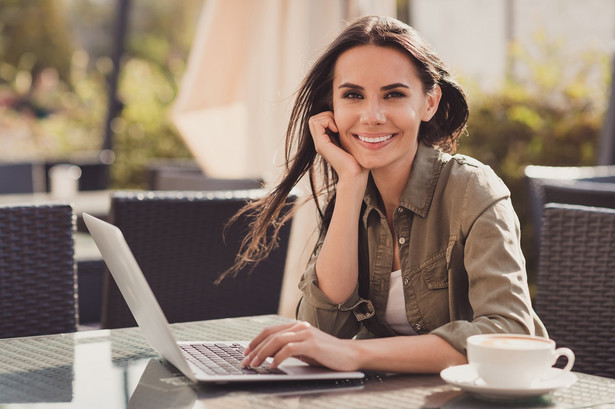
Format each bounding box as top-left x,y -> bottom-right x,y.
297,143 -> 547,354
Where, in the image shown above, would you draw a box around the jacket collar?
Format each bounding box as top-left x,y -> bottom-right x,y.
362,143 -> 445,227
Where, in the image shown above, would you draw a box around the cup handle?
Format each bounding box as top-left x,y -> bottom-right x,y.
553,347 -> 575,371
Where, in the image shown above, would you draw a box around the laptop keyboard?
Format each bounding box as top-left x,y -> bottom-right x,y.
180,343 -> 285,376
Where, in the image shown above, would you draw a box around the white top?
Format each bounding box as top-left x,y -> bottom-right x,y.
383,270 -> 416,335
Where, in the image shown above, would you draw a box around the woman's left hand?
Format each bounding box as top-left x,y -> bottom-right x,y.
241,321 -> 360,371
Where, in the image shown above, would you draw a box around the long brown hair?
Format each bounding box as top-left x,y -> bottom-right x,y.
221,16 -> 469,280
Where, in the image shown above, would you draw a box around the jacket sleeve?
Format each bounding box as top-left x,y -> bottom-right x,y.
431,166 -> 547,353
296,241 -> 374,339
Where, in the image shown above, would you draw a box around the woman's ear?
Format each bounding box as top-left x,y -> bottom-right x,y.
421,85 -> 442,122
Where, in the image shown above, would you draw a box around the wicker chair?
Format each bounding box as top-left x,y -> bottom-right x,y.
524,164 -> 615,252
0,204 -> 78,338
0,162 -> 45,194
535,203 -> 615,378
154,173 -> 263,191
146,158 -> 263,191
102,190 -> 294,329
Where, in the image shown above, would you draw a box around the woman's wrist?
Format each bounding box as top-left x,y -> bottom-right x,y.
336,173 -> 369,202
342,339 -> 364,371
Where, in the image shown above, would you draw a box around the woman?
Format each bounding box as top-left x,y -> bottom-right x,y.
232,16 -> 546,373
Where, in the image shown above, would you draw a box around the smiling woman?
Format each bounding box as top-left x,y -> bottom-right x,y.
331,45 -> 440,182
224,16 -> 547,375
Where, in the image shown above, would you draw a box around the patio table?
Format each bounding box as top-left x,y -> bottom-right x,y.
0,315 -> 614,408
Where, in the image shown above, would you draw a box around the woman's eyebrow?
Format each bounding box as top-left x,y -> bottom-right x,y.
381,83 -> 410,91
337,82 -> 410,91
338,82 -> 363,90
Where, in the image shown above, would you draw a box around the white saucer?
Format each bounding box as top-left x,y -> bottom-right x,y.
440,364 -> 577,400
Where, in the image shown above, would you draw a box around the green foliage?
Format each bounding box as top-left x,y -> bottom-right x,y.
457,42 -> 609,284
0,0 -> 105,159
0,52 -> 106,160
0,0 -> 74,82
111,58 -> 191,188
109,0 -> 201,188
0,0 -> 610,261
0,1 -> 199,188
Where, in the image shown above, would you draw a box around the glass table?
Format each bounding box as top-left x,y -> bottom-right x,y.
0,315 -> 614,409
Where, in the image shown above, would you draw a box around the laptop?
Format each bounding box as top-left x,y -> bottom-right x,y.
83,213 -> 364,383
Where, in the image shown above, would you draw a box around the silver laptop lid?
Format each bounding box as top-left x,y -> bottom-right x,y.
83,213 -> 197,382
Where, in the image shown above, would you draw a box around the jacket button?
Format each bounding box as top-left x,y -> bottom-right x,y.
398,237 -> 406,245
403,278 -> 409,286
413,323 -> 422,332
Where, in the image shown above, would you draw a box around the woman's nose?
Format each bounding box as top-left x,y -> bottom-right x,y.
360,99 -> 386,124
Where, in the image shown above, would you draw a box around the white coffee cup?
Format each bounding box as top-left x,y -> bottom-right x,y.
49,164 -> 82,200
466,334 -> 575,389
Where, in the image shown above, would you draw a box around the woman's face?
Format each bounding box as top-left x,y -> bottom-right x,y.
331,44 -> 440,174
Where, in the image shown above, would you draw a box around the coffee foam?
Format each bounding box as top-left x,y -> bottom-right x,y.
478,336 -> 551,349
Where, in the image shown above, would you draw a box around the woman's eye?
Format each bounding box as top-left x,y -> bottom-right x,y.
342,92 -> 363,99
385,91 -> 406,99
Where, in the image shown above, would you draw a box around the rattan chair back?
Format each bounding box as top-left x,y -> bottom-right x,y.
102,190 -> 294,329
0,204 -> 77,338
535,203 -> 615,378
524,165 -> 615,252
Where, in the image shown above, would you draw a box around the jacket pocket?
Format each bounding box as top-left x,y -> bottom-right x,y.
420,251 -> 448,289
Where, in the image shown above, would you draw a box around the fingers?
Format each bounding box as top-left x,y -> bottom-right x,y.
308,112 -> 367,181
243,321 -> 299,355
309,111 -> 338,135
309,111 -> 338,154
269,338 -> 322,369
242,321 -> 360,372
242,321 -> 314,368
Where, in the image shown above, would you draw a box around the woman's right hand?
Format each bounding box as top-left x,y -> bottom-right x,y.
308,111 -> 367,304
309,111 -> 366,181
242,321 -> 360,372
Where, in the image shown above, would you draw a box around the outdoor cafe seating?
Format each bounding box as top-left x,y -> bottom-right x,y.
524,164 -> 615,251
525,164 -> 615,379
147,158 -> 264,191
0,155 -> 111,195
101,189 -> 295,329
0,162 -> 43,194
1,189 -> 615,407
535,203 -> 615,379
0,203 -> 77,338
1,164 -> 614,407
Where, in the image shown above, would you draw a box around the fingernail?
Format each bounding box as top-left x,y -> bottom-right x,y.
250,357 -> 259,367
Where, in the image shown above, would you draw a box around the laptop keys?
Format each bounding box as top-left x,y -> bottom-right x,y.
180,343 -> 285,376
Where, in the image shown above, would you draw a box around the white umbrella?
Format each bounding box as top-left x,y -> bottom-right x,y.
172,0 -> 396,317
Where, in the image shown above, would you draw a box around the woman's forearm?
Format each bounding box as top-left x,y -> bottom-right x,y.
315,177 -> 367,304
351,334 -> 467,373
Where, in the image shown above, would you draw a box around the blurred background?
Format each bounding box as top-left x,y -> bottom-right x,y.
1,0 -> 613,289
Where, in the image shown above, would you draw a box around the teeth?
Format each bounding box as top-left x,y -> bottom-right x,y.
357,134 -> 393,143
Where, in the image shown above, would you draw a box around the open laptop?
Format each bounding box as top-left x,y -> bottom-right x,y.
83,213 -> 364,383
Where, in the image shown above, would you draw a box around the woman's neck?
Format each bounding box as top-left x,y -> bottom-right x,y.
371,140 -> 419,219
372,161 -> 413,221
